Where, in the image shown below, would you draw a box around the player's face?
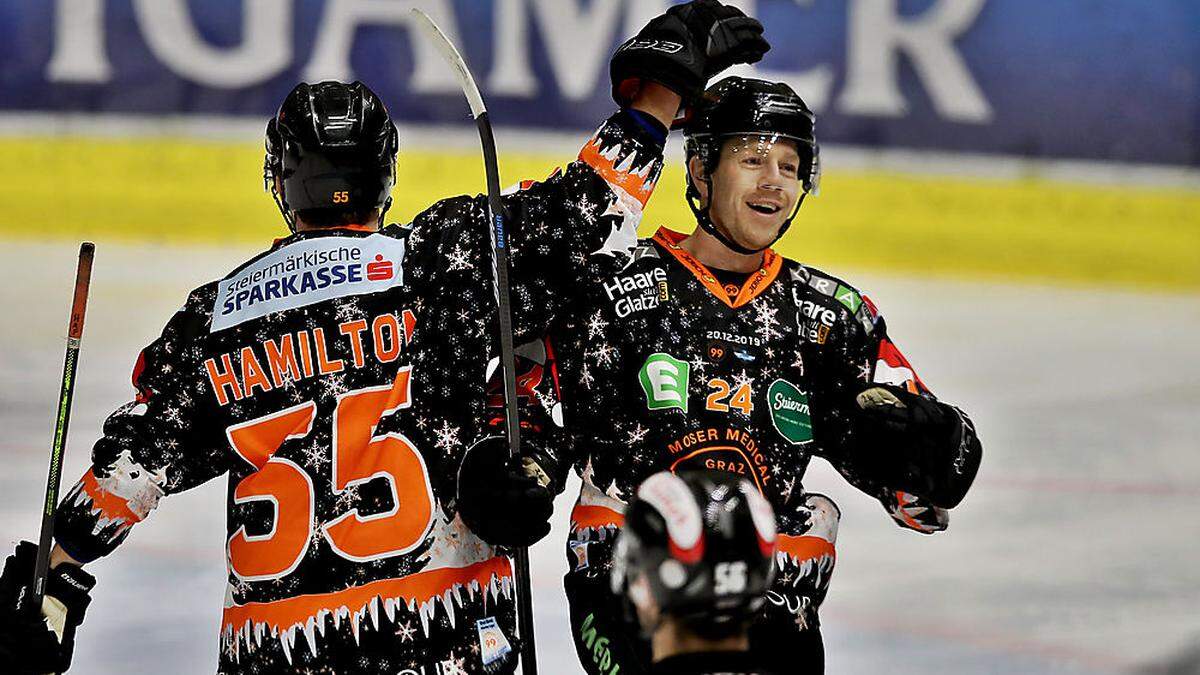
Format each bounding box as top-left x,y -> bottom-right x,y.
700,135 -> 802,251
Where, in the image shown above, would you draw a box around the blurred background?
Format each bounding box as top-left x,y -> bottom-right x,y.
1,1 -> 1197,673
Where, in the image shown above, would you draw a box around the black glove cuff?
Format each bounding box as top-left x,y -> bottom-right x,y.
610,108 -> 669,155
47,563 -> 97,611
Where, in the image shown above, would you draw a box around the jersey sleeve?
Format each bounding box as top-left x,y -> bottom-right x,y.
819,292 -> 982,515
53,295 -> 231,563
757,493 -> 840,635
400,109 -> 667,343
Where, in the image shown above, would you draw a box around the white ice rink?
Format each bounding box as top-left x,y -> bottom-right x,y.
2,241 -> 1197,674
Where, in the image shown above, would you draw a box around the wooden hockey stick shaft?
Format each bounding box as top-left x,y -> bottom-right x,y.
411,11 -> 538,673
28,242 -> 94,614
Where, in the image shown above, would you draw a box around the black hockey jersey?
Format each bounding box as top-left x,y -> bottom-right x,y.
527,226 -> 981,633
650,650 -> 782,675
51,110 -> 665,674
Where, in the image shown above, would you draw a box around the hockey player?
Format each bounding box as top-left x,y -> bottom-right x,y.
609,470 -> 782,675
0,5 -> 771,669
490,76 -> 985,674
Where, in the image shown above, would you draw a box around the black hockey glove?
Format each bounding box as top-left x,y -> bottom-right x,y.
611,0 -> 769,107
852,385 -> 979,509
458,436 -> 554,547
0,541 -> 96,674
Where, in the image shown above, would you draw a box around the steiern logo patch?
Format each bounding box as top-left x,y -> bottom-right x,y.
768,378 -> 813,444
638,353 -> 690,412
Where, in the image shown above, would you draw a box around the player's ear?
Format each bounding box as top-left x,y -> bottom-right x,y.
687,155 -> 711,207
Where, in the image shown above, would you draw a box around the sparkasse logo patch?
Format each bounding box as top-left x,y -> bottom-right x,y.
212,234 -> 406,331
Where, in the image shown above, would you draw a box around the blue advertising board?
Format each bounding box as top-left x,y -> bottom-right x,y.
0,0 -> 1196,165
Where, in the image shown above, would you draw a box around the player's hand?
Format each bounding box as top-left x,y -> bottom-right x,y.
457,436 -> 554,547
851,384 -> 965,500
611,0 -> 770,107
881,490 -> 949,534
854,384 -> 952,435
0,540 -> 96,674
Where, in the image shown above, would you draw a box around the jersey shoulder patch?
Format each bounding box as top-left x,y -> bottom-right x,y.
789,262 -> 881,336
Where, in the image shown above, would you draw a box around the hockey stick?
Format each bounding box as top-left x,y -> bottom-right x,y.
28,242 -> 95,615
411,9 -> 538,674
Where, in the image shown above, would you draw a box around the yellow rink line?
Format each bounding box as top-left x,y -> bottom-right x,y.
1,136 -> 1197,291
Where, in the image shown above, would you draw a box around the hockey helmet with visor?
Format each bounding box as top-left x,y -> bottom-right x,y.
684,76 -> 820,254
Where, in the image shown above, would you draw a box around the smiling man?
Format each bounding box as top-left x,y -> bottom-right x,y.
486,76 -> 984,675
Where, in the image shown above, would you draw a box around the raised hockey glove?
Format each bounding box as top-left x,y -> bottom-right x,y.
457,436 -> 554,547
852,384 -> 978,509
611,0 -> 769,107
0,540 -> 96,674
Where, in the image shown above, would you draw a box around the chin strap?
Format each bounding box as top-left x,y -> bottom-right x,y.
378,197 -> 392,228
266,165 -> 297,234
272,192 -> 297,234
685,173 -> 806,255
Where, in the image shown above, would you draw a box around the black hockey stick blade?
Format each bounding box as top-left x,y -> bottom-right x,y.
411,10 -> 538,674
28,242 -> 94,615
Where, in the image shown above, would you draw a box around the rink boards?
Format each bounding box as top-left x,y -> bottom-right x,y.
0,133 -> 1198,291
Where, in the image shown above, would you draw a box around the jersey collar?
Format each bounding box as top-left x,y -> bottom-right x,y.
652,227 -> 782,309
272,223 -> 379,248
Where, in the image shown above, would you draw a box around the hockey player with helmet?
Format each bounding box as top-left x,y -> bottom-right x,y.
0,5 -> 774,668
610,470 -> 783,675
0,81 -> 666,673
487,75 -> 984,673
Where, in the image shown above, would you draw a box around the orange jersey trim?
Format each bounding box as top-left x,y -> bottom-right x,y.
570,503 -> 625,531
221,556 -> 512,636
578,138 -> 655,207
79,469 -> 145,525
653,227 -> 782,309
776,534 -> 836,563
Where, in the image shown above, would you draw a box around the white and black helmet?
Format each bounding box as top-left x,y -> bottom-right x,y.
611,470 -> 778,639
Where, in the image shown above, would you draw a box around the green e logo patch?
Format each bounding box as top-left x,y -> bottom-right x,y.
639,353 -> 690,412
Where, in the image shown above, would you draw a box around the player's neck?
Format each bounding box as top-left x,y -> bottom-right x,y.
293,214 -> 381,233
679,227 -> 764,273
651,619 -> 749,662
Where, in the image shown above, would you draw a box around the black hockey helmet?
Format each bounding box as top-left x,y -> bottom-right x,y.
683,76 -> 821,254
611,470 -> 777,640
264,81 -> 399,232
